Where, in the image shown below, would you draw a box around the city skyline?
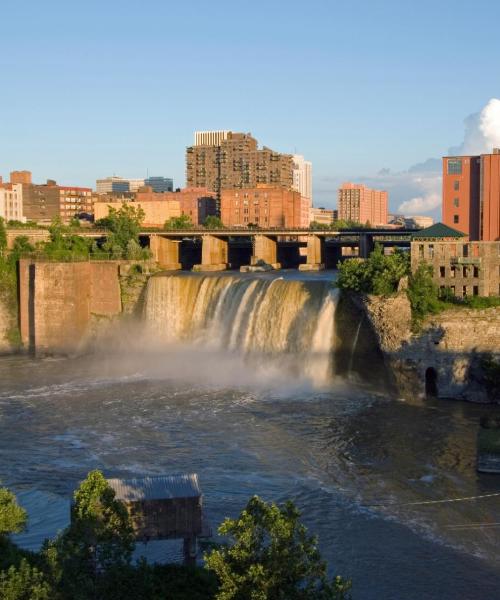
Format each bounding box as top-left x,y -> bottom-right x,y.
1,1 -> 500,218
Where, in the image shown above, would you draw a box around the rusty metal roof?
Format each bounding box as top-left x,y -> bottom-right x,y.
107,474 -> 201,501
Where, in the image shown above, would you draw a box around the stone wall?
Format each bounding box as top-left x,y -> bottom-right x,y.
0,297 -> 15,354
354,292 -> 500,403
18,259 -> 127,354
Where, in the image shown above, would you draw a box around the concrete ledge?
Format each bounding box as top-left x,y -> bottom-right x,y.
240,263 -> 281,273
298,263 -> 325,271
160,263 -> 182,271
192,264 -> 228,272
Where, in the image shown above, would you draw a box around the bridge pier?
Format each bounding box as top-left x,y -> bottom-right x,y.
245,234 -> 280,270
193,234 -> 228,271
150,235 -> 181,270
359,233 -> 375,259
299,235 -> 325,271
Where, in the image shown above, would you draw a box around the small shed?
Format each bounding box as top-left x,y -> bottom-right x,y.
107,473 -> 209,563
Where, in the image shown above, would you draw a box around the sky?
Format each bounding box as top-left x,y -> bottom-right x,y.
1,0 -> 500,219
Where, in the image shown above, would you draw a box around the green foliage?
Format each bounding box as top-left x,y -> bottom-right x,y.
309,221 -> 331,230
204,215 -> 224,229
164,214 -> 194,230
40,218 -> 93,261
0,559 -> 52,600
337,245 -> 409,295
0,217 -> 7,255
479,355 -> 500,400
97,204 -> 145,253
0,488 -> 27,537
205,495 -> 351,600
407,263 -> 441,326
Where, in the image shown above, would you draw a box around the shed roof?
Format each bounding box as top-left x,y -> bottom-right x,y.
412,222 -> 466,239
107,474 -> 201,502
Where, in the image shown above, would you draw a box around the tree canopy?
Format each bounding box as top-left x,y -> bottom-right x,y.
164,214 -> 194,230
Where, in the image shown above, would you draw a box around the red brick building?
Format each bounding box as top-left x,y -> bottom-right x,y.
220,185 -> 310,228
442,150 -> 500,241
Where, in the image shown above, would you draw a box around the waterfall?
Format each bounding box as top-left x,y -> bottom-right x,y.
142,273 -> 339,387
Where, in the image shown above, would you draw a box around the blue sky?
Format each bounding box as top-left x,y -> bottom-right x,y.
1,0 -> 500,217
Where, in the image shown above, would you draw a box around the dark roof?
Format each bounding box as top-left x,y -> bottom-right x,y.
412,222 -> 466,239
107,474 -> 201,502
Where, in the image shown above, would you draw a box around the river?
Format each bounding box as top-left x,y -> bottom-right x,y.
0,272 -> 499,599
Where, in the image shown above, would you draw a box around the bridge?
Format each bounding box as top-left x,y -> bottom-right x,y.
6,227 -> 416,271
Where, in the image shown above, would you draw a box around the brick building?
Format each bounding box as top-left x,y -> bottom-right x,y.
338,183 -> 388,226
221,185 -> 310,228
186,131 -> 294,211
309,207 -> 336,226
411,223 -> 499,297
136,187 -> 216,225
93,199 -> 181,228
442,149 -> 500,241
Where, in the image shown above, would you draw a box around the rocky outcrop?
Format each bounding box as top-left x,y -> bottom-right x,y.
0,297 -> 14,353
355,292 -> 500,403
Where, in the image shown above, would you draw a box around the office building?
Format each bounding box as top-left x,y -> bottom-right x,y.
186,131 -> 295,212
292,155 -> 312,203
144,176 -> 174,193
221,185 -> 310,228
96,177 -> 131,195
58,186 -> 94,222
443,149 -> 500,241
93,198 -> 181,228
338,183 -> 388,226
0,182 -> 24,222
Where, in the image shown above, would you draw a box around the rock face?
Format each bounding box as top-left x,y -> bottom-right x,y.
353,292 -> 500,403
0,297 -> 15,354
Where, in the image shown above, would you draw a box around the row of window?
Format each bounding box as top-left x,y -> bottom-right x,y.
439,266 -> 480,278
440,285 -> 479,297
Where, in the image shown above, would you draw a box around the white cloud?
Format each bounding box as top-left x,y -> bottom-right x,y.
452,98 -> 500,155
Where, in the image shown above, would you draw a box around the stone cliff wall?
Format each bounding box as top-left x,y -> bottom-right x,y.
353,292 -> 500,403
0,297 -> 15,354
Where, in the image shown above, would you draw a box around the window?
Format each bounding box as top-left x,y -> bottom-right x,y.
462,244 -> 469,257
473,286 -> 479,296
453,198 -> 459,208
463,266 -> 468,278
439,266 -> 445,277
473,266 -> 479,278
453,215 -> 459,224
447,159 -> 462,175
454,181 -> 460,191
462,286 -> 467,297
450,267 -> 456,278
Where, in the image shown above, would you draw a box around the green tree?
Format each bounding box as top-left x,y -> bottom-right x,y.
0,217 -> 7,257
164,214 -> 194,230
407,263 -> 441,325
205,495 -> 350,600
309,221 -> 330,230
96,204 -> 145,259
0,488 -> 27,538
204,215 -> 224,229
47,470 -> 134,599
0,559 -> 52,600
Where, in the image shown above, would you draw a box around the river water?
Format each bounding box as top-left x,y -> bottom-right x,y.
0,272 -> 499,599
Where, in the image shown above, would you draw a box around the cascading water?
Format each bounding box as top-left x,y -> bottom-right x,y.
142,273 -> 339,387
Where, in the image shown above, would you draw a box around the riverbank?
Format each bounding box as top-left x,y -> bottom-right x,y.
349,291 -> 500,403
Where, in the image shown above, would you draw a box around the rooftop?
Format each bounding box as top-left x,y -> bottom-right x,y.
107,474 -> 201,502
412,222 -> 466,239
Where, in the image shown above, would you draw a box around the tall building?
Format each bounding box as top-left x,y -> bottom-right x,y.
144,176 -> 174,193
194,131 -> 229,146
0,182 -> 24,222
96,177 -> 131,194
221,185 -> 310,228
58,186 -> 94,221
337,183 -> 388,226
442,150 -> 500,241
186,131 -> 295,213
292,155 -> 312,203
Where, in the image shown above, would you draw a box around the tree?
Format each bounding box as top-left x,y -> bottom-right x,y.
0,217 -> 7,257
205,496 -> 350,600
47,470 -> 134,599
407,263 -> 441,325
309,221 -> 330,231
164,214 -> 193,230
0,560 -> 52,600
0,488 -> 27,538
204,215 -> 224,229
97,204 -> 145,256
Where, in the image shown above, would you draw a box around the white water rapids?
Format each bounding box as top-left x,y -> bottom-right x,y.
142,273 -> 339,387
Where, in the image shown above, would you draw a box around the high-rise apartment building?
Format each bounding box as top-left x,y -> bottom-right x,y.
221,185 -> 310,228
144,176 -> 174,193
186,131 -> 295,213
292,155 -> 312,203
442,150 -> 500,241
194,131 -> 230,146
0,182 -> 24,222
337,183 -> 388,226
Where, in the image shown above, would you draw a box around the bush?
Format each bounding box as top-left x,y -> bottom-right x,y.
0,559 -> 52,600
407,263 -> 442,325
